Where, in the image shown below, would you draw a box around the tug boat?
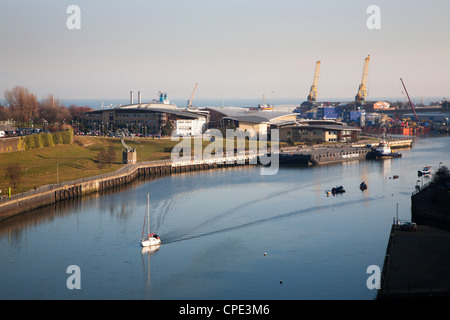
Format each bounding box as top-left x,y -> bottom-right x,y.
367,141 -> 402,159
374,141 -> 402,159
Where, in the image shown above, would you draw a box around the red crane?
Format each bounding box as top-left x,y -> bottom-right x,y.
400,78 -> 419,122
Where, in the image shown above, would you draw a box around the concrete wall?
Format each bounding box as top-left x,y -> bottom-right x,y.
0,137 -> 22,153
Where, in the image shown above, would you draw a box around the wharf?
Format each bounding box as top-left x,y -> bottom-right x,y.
279,145 -> 371,166
378,224 -> 450,299
279,138 -> 412,166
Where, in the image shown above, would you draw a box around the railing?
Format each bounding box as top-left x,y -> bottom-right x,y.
381,283 -> 450,297
412,180 -> 432,196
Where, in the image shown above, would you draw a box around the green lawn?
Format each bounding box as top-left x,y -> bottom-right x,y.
0,136 -> 179,195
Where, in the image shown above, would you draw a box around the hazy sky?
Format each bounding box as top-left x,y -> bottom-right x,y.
1,0 -> 449,102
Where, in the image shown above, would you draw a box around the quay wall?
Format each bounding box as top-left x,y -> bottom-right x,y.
0,156 -> 257,221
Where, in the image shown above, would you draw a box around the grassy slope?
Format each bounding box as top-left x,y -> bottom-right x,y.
0,136 -> 179,195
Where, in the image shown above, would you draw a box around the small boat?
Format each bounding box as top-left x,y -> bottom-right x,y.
360,182 -> 367,190
331,186 -> 345,194
141,193 -> 161,247
418,166 -> 431,177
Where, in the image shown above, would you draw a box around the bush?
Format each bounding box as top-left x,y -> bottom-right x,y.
40,133 -> 53,147
432,166 -> 450,185
24,135 -> 35,150
19,129 -> 73,151
33,134 -> 41,148
52,132 -> 61,145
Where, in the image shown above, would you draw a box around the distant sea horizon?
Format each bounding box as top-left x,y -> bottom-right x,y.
60,96 -> 446,110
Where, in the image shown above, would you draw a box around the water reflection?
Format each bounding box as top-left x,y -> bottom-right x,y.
0,136 -> 449,299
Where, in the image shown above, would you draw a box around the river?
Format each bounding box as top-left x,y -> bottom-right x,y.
1,135 -> 449,300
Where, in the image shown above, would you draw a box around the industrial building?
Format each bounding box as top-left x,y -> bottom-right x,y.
205,106 -> 298,137
277,120 -> 361,143
78,92 -> 207,136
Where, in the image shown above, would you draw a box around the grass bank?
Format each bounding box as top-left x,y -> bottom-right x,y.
0,135 -> 275,196
0,136 -> 180,196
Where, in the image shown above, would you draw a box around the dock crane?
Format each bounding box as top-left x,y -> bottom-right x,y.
400,78 -> 419,122
355,55 -> 370,109
307,61 -> 321,104
187,82 -> 198,109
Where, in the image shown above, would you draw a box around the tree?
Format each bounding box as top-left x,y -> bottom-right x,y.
0,105 -> 11,121
68,105 -> 93,119
4,163 -> 22,189
94,146 -> 117,170
161,121 -> 173,136
4,86 -> 39,123
95,150 -> 106,171
38,94 -> 71,124
432,165 -> 450,185
103,145 -> 117,167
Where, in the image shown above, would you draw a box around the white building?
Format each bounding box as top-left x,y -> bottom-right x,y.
174,117 -> 207,137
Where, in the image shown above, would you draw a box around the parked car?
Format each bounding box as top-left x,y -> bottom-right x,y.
399,221 -> 417,231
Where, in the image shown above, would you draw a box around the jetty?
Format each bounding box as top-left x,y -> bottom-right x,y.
378,224 -> 450,299
279,138 -> 412,166
378,174 -> 450,299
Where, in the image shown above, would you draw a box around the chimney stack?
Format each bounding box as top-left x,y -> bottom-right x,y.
138,91 -> 142,104
130,91 -> 133,104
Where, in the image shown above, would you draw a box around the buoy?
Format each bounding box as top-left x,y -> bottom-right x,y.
264,252 -> 267,256
280,280 -> 283,284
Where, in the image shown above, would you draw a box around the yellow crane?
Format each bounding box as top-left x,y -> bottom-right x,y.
187,82 -> 198,108
355,55 -> 370,109
307,61 -> 321,104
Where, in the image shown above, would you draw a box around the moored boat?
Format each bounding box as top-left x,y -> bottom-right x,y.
418,166 -> 431,177
331,186 -> 345,194
360,181 -> 367,190
368,141 -> 402,159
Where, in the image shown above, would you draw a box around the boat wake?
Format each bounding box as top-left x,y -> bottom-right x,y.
161,195 -> 384,244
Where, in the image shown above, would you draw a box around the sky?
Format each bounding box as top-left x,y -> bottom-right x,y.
0,0 -> 449,103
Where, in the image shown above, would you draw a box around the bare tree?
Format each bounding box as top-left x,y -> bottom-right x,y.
39,94 -> 71,124
0,105 -> 11,121
4,163 -> 22,189
4,86 -> 39,123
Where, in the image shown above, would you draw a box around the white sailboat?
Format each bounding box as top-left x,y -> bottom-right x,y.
141,193 -> 161,247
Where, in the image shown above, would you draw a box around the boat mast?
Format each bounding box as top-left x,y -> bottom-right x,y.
147,193 -> 150,236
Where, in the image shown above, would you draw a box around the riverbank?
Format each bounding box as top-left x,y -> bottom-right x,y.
0,155 -> 259,221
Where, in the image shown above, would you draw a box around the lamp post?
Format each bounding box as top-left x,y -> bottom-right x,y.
396,203 -> 399,226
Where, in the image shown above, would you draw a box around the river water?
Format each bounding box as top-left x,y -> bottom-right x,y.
1,135 -> 449,300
